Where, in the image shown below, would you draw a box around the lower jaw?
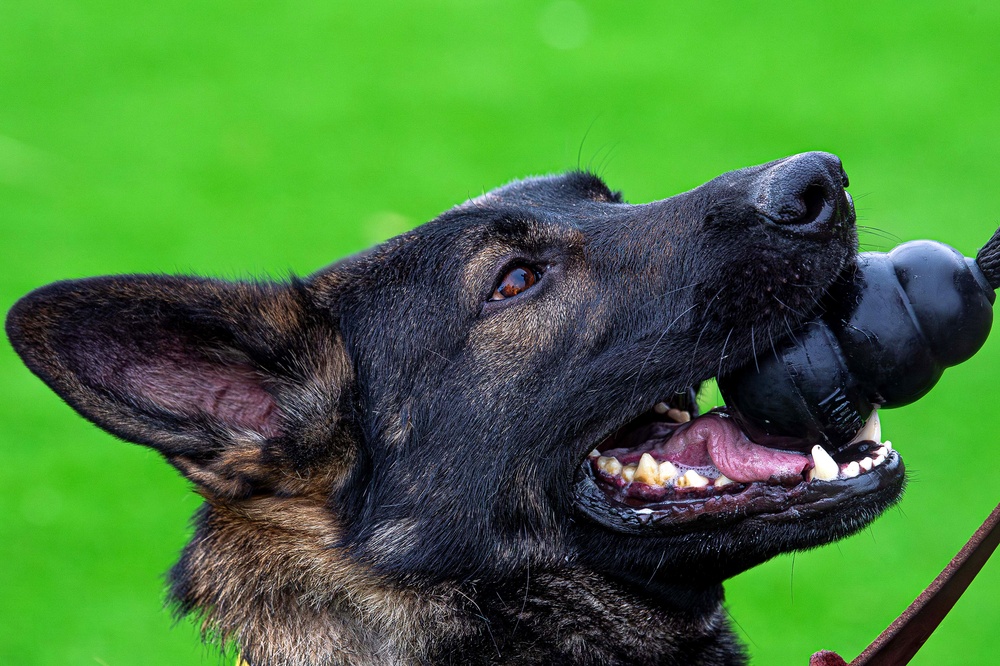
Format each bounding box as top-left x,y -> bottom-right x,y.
573,451 -> 905,536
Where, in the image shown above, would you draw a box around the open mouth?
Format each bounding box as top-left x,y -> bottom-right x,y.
574,389 -> 904,532
569,154 -> 909,536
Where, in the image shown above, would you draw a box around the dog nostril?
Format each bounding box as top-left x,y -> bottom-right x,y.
764,180 -> 835,227
755,152 -> 846,230
797,183 -> 833,227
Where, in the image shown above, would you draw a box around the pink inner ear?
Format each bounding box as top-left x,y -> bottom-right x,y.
124,357 -> 282,438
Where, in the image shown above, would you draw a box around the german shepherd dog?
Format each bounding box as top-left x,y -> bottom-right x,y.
6,152 -> 904,665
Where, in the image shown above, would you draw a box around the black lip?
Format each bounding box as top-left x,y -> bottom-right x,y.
573,450 -> 905,535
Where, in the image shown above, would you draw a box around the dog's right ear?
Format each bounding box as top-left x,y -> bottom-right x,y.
6,275 -> 354,498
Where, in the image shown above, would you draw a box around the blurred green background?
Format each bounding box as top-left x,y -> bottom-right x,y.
2,1 -> 999,664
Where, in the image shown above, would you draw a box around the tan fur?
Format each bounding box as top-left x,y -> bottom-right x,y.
182,494 -> 477,666
10,162 -> 862,665
181,489 -> 736,666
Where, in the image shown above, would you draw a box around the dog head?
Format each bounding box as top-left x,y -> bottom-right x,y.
7,151 -> 903,651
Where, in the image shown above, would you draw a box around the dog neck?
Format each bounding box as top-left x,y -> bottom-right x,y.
169,498 -> 745,665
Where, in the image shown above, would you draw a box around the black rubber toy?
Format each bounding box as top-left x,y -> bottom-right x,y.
719,226 -> 1000,451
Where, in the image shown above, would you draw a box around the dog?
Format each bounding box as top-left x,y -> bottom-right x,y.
6,151 -> 905,665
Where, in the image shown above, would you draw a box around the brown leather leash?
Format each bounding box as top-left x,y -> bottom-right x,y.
810,501 -> 1000,665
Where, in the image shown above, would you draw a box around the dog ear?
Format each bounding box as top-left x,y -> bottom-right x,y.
6,275 -> 354,498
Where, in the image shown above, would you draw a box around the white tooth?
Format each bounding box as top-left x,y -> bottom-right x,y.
850,407 -> 881,444
622,464 -> 637,482
859,457 -> 873,472
667,408 -> 692,423
598,456 -> 622,476
873,453 -> 886,467
653,402 -> 670,414
842,461 -> 861,478
634,453 -> 660,485
883,440 -> 893,452
810,445 -> 839,481
636,508 -> 653,515
658,461 -> 679,484
714,474 -> 733,488
681,470 -> 710,488
874,446 -> 888,458
589,449 -> 600,458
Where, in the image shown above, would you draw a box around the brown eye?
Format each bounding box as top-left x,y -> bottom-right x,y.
491,265 -> 541,301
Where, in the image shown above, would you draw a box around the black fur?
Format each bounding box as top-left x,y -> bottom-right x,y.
6,152 -> 904,665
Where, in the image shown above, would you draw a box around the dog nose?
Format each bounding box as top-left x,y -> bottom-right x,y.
753,152 -> 851,230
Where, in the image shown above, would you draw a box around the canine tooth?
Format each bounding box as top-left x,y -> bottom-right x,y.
622,464 -> 637,482
598,456 -> 622,476
810,445 -> 839,481
680,470 -> 710,488
883,440 -> 893,452
636,508 -> 653,515
658,461 -> 679,484
714,474 -> 733,488
850,407 -> 881,444
842,461 -> 861,478
654,402 -> 670,414
666,408 -> 692,423
873,453 -> 886,467
634,453 -> 660,485
860,457 -> 873,472
589,449 -> 600,458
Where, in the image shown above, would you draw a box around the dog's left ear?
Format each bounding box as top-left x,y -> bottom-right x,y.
6,275 -> 353,498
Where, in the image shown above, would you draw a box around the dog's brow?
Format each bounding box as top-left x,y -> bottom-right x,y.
461,244 -> 522,297
488,214 -> 585,248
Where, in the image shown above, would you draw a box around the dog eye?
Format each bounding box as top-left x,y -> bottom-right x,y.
490,265 -> 541,301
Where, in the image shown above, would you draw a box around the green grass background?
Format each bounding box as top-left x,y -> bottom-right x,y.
2,1 -> 999,664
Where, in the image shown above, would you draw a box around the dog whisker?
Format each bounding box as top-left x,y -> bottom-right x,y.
780,314 -> 802,348
717,327 -> 734,380
633,280 -> 703,312
767,325 -> 780,363
512,563 -> 530,638
789,552 -> 796,604
645,550 -> 667,586
425,348 -> 452,364
770,294 -> 807,319
630,301 -> 700,403
455,588 -> 501,659
857,224 -> 901,244
576,116 -> 601,172
686,285 -> 726,380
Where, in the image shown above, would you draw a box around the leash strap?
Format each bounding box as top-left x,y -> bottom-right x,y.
976,226 -> 1000,289
813,227 -> 1000,665
811,501 -> 1000,665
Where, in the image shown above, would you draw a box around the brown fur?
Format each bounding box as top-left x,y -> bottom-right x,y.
179,494 -> 737,665
8,155 -> 897,665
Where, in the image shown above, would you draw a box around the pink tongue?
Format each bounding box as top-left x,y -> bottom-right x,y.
672,413 -> 809,483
